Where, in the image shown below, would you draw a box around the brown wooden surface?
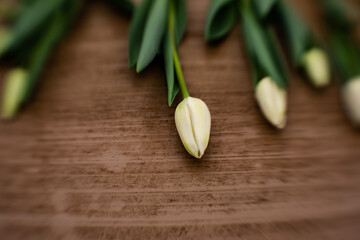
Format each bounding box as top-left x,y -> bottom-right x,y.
1,0 -> 360,239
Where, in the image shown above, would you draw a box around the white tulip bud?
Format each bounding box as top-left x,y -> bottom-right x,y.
302,48 -> 331,88
1,68 -> 27,120
342,76 -> 360,126
255,77 -> 287,129
175,97 -> 211,159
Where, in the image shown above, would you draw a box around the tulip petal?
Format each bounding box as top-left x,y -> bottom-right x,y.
175,98 -> 200,158
187,97 -> 211,158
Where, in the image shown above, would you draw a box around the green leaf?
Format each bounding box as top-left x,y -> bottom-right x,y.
240,0 -> 287,88
106,0 -> 134,18
329,31 -> 360,83
205,0 -> 237,41
129,0 -> 186,104
322,0 -> 355,32
162,0 -> 186,106
163,0 -> 186,106
276,1 -> 311,65
136,0 -> 169,73
2,0 -> 68,57
20,0 -> 38,6
252,0 -> 277,18
253,0 -> 313,66
62,0 -> 82,31
174,0 -> 186,46
322,0 -> 360,84
128,0 -> 153,68
22,0 -> 81,103
163,28 -> 180,106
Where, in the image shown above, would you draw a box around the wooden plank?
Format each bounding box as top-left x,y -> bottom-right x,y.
0,0 -> 359,239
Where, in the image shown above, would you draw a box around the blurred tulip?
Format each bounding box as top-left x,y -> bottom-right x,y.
1,68 -> 27,120
303,48 -> 331,88
255,77 -> 287,129
342,77 -> 360,126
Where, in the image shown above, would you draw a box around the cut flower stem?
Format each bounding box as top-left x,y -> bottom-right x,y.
168,0 -> 189,99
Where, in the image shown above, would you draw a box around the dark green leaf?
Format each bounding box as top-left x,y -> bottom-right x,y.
107,0 -> 134,18
162,0 -> 185,106
128,0 -> 153,68
253,0 -> 314,66
129,0 -> 185,103
163,28 -> 180,106
322,0 -> 360,84
240,0 -> 287,88
205,0 -> 237,41
276,1 -> 311,65
322,0 -> 355,32
252,0 -> 277,19
331,34 -> 360,81
136,0 -> 169,73
61,0 -> 82,33
174,0 -> 186,46
20,0 -> 38,6
2,0 -> 67,57
22,0 -> 81,103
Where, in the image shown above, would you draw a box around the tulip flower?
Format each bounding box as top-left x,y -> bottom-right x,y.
252,0 -> 331,89
205,0 -> 289,129
0,0 -> 89,119
130,0 -> 211,158
341,77 -> 360,126
255,77 -> 287,129
0,0 -> 133,119
1,68 -> 27,119
302,48 -> 331,88
175,97 -> 211,158
322,0 -> 360,126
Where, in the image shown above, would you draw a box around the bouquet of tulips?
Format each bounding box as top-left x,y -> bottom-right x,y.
129,0 -> 211,158
0,0 -> 133,119
1,0 -> 359,159
205,0 -> 332,129
0,0 -> 83,119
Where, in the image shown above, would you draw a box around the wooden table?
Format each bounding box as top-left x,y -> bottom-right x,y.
0,0 -> 360,239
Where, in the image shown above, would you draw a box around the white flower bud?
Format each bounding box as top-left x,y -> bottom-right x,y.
302,48 -> 331,88
342,76 -> 360,126
255,77 -> 287,129
1,68 -> 27,120
175,97 -> 211,159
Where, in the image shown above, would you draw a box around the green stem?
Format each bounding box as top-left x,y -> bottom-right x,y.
168,0 -> 189,99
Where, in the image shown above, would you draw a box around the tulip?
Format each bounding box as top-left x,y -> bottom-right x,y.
175,97 -> 211,159
255,77 -> 287,129
302,48 -> 331,88
341,77 -> 360,126
1,68 -> 28,120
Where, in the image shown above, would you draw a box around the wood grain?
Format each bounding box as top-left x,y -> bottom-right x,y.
0,0 -> 360,239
